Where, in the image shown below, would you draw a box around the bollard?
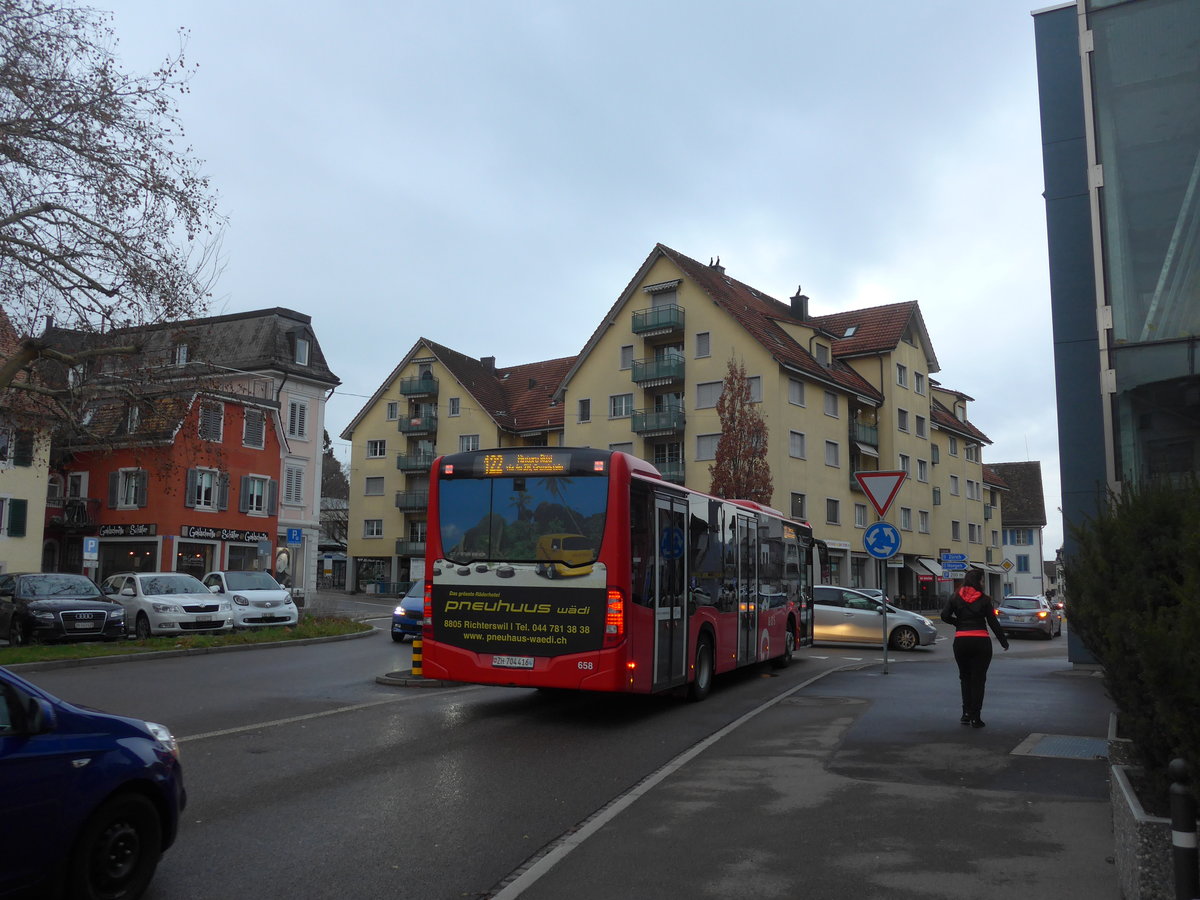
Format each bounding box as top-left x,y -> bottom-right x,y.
1169,758 -> 1198,900
411,637 -> 423,677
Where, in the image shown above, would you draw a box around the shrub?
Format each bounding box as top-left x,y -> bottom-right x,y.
1065,478 -> 1200,802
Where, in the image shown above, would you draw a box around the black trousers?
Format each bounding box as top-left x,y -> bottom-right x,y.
953,636 -> 994,717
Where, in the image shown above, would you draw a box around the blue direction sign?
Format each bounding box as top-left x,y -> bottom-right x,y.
863,521 -> 901,560
940,561 -> 968,571
941,552 -> 967,562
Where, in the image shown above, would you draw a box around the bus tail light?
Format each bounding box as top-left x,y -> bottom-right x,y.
423,579 -> 433,621
604,587 -> 625,646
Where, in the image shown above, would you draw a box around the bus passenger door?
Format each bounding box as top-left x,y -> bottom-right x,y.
653,495 -> 688,691
737,515 -> 758,665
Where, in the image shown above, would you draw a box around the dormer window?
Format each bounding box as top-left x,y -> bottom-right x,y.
815,343 -> 830,366
295,337 -> 310,366
127,405 -> 140,434
843,325 -> 858,337
173,343 -> 189,366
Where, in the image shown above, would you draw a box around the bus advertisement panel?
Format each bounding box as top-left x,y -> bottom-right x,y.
421,448 -> 815,700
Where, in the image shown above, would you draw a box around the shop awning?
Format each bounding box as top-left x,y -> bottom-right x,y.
854,441 -> 880,458
917,557 -> 944,577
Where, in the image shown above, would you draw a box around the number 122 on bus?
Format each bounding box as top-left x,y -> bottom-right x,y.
420,447 -> 819,701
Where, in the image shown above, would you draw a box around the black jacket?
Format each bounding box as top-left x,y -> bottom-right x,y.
941,587 -> 1009,649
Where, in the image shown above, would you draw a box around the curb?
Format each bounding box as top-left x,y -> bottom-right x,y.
375,669 -> 463,688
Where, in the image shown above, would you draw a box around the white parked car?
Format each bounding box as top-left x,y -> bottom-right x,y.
101,572 -> 234,639
202,571 -> 298,628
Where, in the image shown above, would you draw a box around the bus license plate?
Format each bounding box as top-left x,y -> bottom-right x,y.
492,655 -> 534,670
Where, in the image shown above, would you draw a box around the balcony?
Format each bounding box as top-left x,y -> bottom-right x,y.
395,539 -> 426,557
850,420 -> 879,446
399,375 -> 438,398
398,413 -> 438,435
655,461 -> 685,484
631,304 -> 685,336
45,497 -> 100,532
631,407 -> 685,435
396,452 -> 435,473
395,490 -> 429,512
631,355 -> 684,387
984,504 -> 993,520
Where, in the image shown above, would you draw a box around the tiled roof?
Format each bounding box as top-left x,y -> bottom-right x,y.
498,356 -> 576,433
989,461 -> 1047,526
982,465 -> 1009,488
930,395 -> 991,444
811,302 -> 937,369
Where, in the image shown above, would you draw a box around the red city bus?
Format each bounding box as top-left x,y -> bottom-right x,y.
420,447 -> 816,700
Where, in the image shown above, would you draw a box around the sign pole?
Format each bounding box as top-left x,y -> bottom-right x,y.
879,553 -> 889,675
856,471 -> 908,677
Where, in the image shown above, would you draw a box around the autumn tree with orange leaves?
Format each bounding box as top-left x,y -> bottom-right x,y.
708,356 -> 773,504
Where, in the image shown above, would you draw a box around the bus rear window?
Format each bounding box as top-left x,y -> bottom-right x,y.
438,475 -> 607,565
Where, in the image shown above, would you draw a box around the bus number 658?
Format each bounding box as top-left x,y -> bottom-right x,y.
578,661 -> 594,670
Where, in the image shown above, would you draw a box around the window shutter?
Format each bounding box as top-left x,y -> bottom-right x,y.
239,476 -> 250,513
267,479 -> 278,515
13,431 -> 34,467
185,468 -> 198,508
108,472 -> 119,508
135,470 -> 148,508
7,499 -> 27,537
297,403 -> 306,437
217,473 -> 229,511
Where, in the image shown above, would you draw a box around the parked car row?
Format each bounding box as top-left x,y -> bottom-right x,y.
2,570 -> 298,645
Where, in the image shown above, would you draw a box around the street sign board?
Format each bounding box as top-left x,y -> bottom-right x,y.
1001,558 -> 1015,572
854,471 -> 908,517
83,536 -> 99,560
940,561 -> 968,571
940,552 -> 967,562
287,528 -> 303,545
863,521 -> 902,560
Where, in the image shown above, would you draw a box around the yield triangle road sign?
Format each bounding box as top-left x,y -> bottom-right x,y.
855,470 -> 907,517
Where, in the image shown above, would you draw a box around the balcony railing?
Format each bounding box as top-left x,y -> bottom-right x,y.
631,304 -> 685,335
395,490 -> 429,512
398,414 -> 438,435
631,355 -> 684,384
45,497 -> 100,531
655,460 -> 685,484
395,539 -> 427,557
631,407 -> 685,434
399,375 -> 439,397
850,420 -> 879,446
396,452 -> 435,473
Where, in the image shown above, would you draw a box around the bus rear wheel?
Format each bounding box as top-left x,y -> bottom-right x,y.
687,636 -> 713,702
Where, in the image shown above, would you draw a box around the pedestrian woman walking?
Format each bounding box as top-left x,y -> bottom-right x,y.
941,568 -> 1008,728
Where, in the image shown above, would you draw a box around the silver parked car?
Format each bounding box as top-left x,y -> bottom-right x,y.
101,572 -> 234,639
813,585 -> 939,651
202,571 -> 297,629
995,594 -> 1061,639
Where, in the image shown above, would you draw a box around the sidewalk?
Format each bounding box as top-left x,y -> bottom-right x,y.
498,654 -> 1119,899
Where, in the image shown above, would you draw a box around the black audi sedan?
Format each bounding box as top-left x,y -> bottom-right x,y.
0,572 -> 126,645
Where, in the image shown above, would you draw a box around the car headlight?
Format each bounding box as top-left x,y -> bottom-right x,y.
110,609 -> 125,620
283,596 -> 294,606
151,602 -> 181,613
145,721 -> 180,760
920,617 -> 933,626
34,611 -> 55,622
218,602 -> 232,612
232,594 -> 250,606
394,606 -> 404,616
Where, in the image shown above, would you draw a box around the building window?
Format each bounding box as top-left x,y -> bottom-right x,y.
284,466 -> 304,506
610,394 -> 633,418
576,399 -> 590,423
243,409 -> 265,448
789,431 -> 806,459
366,439 -> 386,458
460,434 -> 480,452
933,487 -> 942,506
917,459 -> 928,482
897,409 -> 909,432
952,520 -> 961,541
620,345 -> 634,369
948,436 -> 959,456
919,510 -> 930,533
815,344 -> 830,366
364,476 -> 385,496
295,337 -> 310,366
825,441 -> 839,467
288,400 -> 308,440
855,503 -> 867,528
186,468 -> 226,511
449,397 -> 461,417
900,507 -> 912,530
386,401 -> 399,420
824,391 -> 839,417
916,415 -> 927,438
653,443 -> 682,466
931,444 -> 941,464
899,453 -> 910,474
364,519 -> 383,538
127,405 -> 140,434
109,468 -> 147,509
67,472 -> 87,498
747,376 -> 762,403
173,343 -> 189,366
240,475 -> 275,515
696,332 -> 711,358
914,372 -> 925,394
791,493 -> 806,519
609,442 -> 633,454
788,379 -> 805,407
826,498 -> 840,525
969,523 -> 982,543
950,475 -> 960,496
696,434 -> 719,461
1017,555 -> 1030,573
896,364 -> 908,387
696,381 -> 722,408
965,444 -> 979,462
199,401 -> 223,442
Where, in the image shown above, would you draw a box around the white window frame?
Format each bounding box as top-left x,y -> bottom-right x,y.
364,519 -> 383,538
919,510 -> 930,533
747,376 -> 762,403
284,465 -> 305,506
696,381 -> 722,409
916,415 -> 927,438
950,475 -> 960,496
917,459 -> 928,482
788,378 -> 805,407
897,409 -> 909,433
896,364 -> 908,387
825,441 -> 840,467
366,439 -> 386,459
364,476 -> 385,496
789,431 -> 806,459
295,337 -> 310,366
696,434 -> 719,461
609,394 -> 633,418
244,474 -> 270,515
192,468 -> 220,510
578,399 -> 590,423
914,372 -> 926,395
900,507 -> 912,531
449,397 -> 461,417
288,400 -> 309,440
824,391 -> 839,418
854,503 -> 867,528
695,332 -> 711,358
386,401 -> 399,421
460,434 -> 480,452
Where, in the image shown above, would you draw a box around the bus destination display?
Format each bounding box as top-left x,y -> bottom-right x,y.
480,451 -> 574,476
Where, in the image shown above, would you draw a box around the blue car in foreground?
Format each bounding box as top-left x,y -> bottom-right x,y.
392,581 -> 425,642
0,666 -> 186,899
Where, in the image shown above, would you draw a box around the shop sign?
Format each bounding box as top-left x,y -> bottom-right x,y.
98,523 -> 157,537
181,525 -> 272,543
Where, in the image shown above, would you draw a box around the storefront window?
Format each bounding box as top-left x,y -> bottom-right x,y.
177,542 -> 214,579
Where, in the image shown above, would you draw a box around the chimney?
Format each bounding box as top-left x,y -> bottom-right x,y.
790,286 -> 809,320
710,255 -> 725,275
482,356 -> 495,371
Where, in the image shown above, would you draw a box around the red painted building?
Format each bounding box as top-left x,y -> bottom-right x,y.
46,390 -> 286,582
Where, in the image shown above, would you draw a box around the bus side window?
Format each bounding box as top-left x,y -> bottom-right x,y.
630,483 -> 654,607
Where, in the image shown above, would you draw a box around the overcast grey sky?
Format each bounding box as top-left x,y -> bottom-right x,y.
99,0 -> 1062,557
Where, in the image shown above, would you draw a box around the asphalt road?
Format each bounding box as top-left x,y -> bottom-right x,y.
13,616 -> 1070,899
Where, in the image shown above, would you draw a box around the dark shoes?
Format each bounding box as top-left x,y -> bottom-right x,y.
970,718 -> 986,728
960,713 -> 971,725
